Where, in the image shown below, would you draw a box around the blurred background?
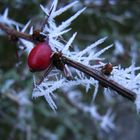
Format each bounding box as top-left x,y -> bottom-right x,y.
0,0 -> 140,140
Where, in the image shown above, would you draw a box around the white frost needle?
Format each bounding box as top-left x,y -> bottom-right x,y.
18,22 -> 34,54
62,32 -> 77,52
0,8 -> 22,27
52,1 -> 78,18
77,37 -> 107,57
93,44 -> 113,58
3,8 -> 9,19
55,8 -> 86,33
21,20 -> 31,32
50,28 -> 71,37
100,109 -> 115,132
40,4 -> 49,16
92,81 -> 99,101
50,0 -> 58,15
44,94 -> 57,111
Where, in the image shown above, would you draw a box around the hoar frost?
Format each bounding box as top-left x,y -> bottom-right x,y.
0,0 -> 140,132
28,0 -> 139,112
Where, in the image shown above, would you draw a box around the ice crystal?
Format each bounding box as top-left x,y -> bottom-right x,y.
17,21 -> 34,54
65,90 -> 115,132
31,0 -> 113,111
100,109 -> 115,132
29,0 -> 140,113
111,64 -> 140,92
0,8 -> 22,27
106,63 -> 140,111
1,0 -> 139,119
114,40 -> 124,56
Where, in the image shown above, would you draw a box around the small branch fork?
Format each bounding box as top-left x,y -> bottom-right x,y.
0,22 -> 136,102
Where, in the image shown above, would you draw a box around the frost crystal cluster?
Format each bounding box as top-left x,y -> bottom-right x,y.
0,0 -> 140,132
32,0 -> 113,110
24,0 -> 140,112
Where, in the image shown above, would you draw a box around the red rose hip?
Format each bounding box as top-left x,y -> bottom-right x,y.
28,42 -> 52,72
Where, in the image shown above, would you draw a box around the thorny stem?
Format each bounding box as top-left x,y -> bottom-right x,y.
0,23 -> 33,41
0,22 -> 136,102
62,55 -> 136,101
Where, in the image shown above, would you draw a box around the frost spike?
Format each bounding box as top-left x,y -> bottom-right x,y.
3,8 -> 9,19
55,7 -> 86,33
0,9 -> 22,27
21,21 -> 31,32
51,28 -> 71,37
50,0 -> 58,14
16,25 -> 20,31
94,44 -> 113,58
40,4 -> 49,16
92,82 -> 99,101
44,94 -> 57,112
78,37 -> 107,57
52,1 -> 79,18
29,26 -> 33,34
63,32 -> 77,52
135,93 -> 140,112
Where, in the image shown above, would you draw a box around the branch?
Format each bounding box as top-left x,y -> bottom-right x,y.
0,23 -> 136,102
62,55 -> 136,101
0,23 -> 33,41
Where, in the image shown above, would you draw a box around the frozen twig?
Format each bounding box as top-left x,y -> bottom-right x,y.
0,23 -> 33,41
0,23 -> 136,102
61,55 -> 136,101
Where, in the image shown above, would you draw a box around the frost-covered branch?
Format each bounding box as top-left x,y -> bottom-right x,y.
0,22 -> 33,41
0,23 -> 46,42
0,0 -> 140,113
61,55 -> 136,101
0,22 -> 136,102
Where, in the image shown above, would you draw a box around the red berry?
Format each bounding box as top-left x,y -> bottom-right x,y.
28,42 -> 52,72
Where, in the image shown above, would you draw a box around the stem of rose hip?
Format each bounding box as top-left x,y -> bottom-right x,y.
61,55 -> 136,102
